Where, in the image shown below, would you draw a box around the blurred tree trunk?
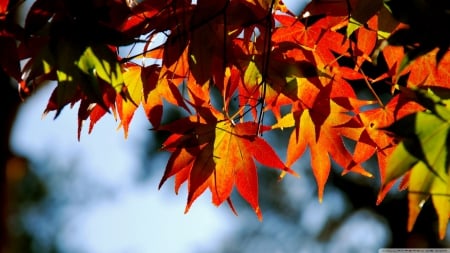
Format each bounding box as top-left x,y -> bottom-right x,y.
1,0 -> 22,249
0,69 -> 21,251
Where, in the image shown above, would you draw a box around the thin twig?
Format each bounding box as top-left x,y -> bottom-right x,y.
257,0 -> 276,135
222,0 -> 230,111
359,67 -> 385,108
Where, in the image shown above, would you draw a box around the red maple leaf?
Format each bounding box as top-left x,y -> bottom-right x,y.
273,78 -> 372,201
158,106 -> 297,219
338,93 -> 423,203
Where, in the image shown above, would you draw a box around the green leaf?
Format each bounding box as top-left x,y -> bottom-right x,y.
244,60 -> 262,88
408,157 -> 449,239
346,18 -> 362,38
384,137 -> 419,183
385,102 -> 450,238
77,46 -> 124,93
49,41 -> 84,116
386,109 -> 449,181
409,87 -> 450,120
415,112 -> 449,177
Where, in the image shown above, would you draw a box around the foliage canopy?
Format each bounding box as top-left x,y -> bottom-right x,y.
2,0 -> 450,238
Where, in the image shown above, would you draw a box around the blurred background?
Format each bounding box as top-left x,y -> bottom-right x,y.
3,0 -> 450,252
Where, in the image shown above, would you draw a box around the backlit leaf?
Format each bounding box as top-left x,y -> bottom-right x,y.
384,102 -> 450,239
77,46 -> 124,93
158,107 -> 297,219
273,81 -> 371,201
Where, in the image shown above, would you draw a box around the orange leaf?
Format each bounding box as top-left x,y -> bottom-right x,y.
407,49 -> 450,89
117,62 -> 144,137
273,14 -> 321,50
118,63 -> 189,136
158,107 -> 297,219
338,94 -> 423,203
274,81 -> 371,202
352,15 -> 378,67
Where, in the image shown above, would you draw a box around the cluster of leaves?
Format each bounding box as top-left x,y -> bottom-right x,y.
2,0 -> 450,237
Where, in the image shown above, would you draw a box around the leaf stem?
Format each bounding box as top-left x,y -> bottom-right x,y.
229,98 -> 263,123
359,67 -> 385,108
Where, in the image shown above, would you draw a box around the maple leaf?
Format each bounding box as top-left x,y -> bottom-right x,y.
158,106 -> 297,219
237,51 -> 295,120
350,15 -> 378,67
188,21 -> 222,85
407,49 -> 450,89
273,14 -> 322,50
273,80 -> 372,201
381,44 -> 405,83
118,62 -> 189,137
383,100 -> 450,239
76,46 -> 124,94
119,63 -> 158,137
117,62 -> 145,137
77,79 -> 118,140
338,93 -> 422,203
380,45 -> 450,92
